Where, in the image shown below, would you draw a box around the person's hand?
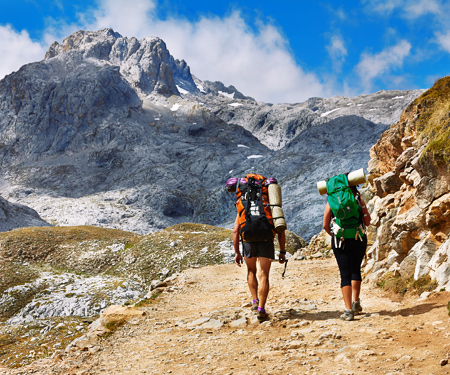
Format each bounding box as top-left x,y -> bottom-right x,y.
279,252 -> 286,264
235,252 -> 243,267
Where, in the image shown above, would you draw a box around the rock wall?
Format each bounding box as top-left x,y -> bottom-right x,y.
0,196 -> 51,231
364,77 -> 450,290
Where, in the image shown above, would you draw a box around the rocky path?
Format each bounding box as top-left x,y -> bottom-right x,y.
2,258 -> 450,375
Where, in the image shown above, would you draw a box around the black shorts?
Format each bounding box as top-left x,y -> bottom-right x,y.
243,241 -> 275,259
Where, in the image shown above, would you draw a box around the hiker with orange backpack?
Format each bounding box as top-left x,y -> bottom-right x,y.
227,174 -> 286,322
321,172 -> 371,321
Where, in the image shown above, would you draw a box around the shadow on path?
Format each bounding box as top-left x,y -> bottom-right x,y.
273,299 -> 448,323
377,302 -> 447,317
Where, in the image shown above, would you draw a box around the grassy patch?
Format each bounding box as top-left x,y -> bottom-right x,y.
0,226 -> 140,278
377,272 -> 438,296
104,319 -> 126,332
0,316 -> 91,368
134,291 -> 162,308
0,261 -> 40,294
413,76 -> 450,164
109,223 -> 234,284
0,225 -> 139,263
409,274 -> 438,293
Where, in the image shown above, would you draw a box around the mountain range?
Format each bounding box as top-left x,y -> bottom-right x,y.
0,28 -> 425,240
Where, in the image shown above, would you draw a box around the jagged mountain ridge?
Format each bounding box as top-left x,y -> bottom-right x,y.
0,28 -> 424,239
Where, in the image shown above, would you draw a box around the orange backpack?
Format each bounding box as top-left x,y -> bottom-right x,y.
234,174 -> 276,242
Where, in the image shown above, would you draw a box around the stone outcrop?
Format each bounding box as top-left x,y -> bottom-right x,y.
0,196 -> 50,231
364,77 -> 450,290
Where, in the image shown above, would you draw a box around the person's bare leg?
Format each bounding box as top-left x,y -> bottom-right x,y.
341,285 -> 352,310
257,257 -> 272,308
352,280 -> 361,302
245,257 -> 258,301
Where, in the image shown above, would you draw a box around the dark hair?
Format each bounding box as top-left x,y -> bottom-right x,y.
350,185 -> 361,201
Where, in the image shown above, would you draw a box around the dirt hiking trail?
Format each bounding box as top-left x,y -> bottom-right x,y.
1,258 -> 449,375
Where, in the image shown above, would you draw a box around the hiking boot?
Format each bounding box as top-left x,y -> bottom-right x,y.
251,299 -> 259,313
352,299 -> 362,315
340,309 -> 354,321
257,310 -> 269,322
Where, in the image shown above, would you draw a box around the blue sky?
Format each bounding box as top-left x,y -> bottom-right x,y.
1,0 -> 450,103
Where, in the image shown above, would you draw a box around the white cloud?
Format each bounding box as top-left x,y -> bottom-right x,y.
88,0 -> 156,39
404,0 -> 441,18
363,0 -> 403,14
327,35 -> 347,72
435,31 -> 450,53
0,25 -> 47,80
364,0 -> 442,18
355,40 -> 411,91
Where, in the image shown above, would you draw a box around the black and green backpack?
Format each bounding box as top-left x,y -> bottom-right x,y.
326,173 -> 364,240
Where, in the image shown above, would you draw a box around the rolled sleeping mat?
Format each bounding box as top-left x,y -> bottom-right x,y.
268,183 -> 282,207
317,168 -> 367,195
271,206 -> 287,233
317,180 -> 327,195
348,168 -> 367,186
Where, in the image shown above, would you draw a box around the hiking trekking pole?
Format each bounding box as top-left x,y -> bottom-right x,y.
273,258 -> 288,277
282,259 -> 288,278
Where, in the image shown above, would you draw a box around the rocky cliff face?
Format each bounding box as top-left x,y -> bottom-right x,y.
0,28 -> 424,240
0,197 -> 50,231
364,77 -> 450,290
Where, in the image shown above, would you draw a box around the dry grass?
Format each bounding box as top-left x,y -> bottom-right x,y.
0,317 -> 95,368
377,272 -> 438,296
413,76 -> 450,164
0,225 -> 139,263
118,223 -> 234,284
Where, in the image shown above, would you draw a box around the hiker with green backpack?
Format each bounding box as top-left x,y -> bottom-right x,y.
321,172 -> 371,321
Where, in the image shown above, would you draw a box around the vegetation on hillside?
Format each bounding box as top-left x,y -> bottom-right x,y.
115,223 -> 234,284
377,272 -> 438,297
413,76 -> 450,164
0,225 -> 138,267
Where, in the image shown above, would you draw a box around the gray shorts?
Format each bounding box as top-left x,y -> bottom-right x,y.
243,241 -> 275,259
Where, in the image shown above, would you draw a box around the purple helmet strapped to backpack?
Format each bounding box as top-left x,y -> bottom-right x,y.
264,177 -> 278,186
226,176 -> 277,192
226,177 -> 248,192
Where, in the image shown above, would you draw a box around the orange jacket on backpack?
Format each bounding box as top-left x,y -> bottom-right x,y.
235,173 -> 276,242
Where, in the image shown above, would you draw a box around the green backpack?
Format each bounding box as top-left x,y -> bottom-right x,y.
326,174 -> 364,240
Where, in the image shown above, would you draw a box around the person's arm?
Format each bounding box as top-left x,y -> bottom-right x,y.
323,203 -> 332,236
278,230 -> 286,263
232,215 -> 243,266
359,198 -> 371,227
